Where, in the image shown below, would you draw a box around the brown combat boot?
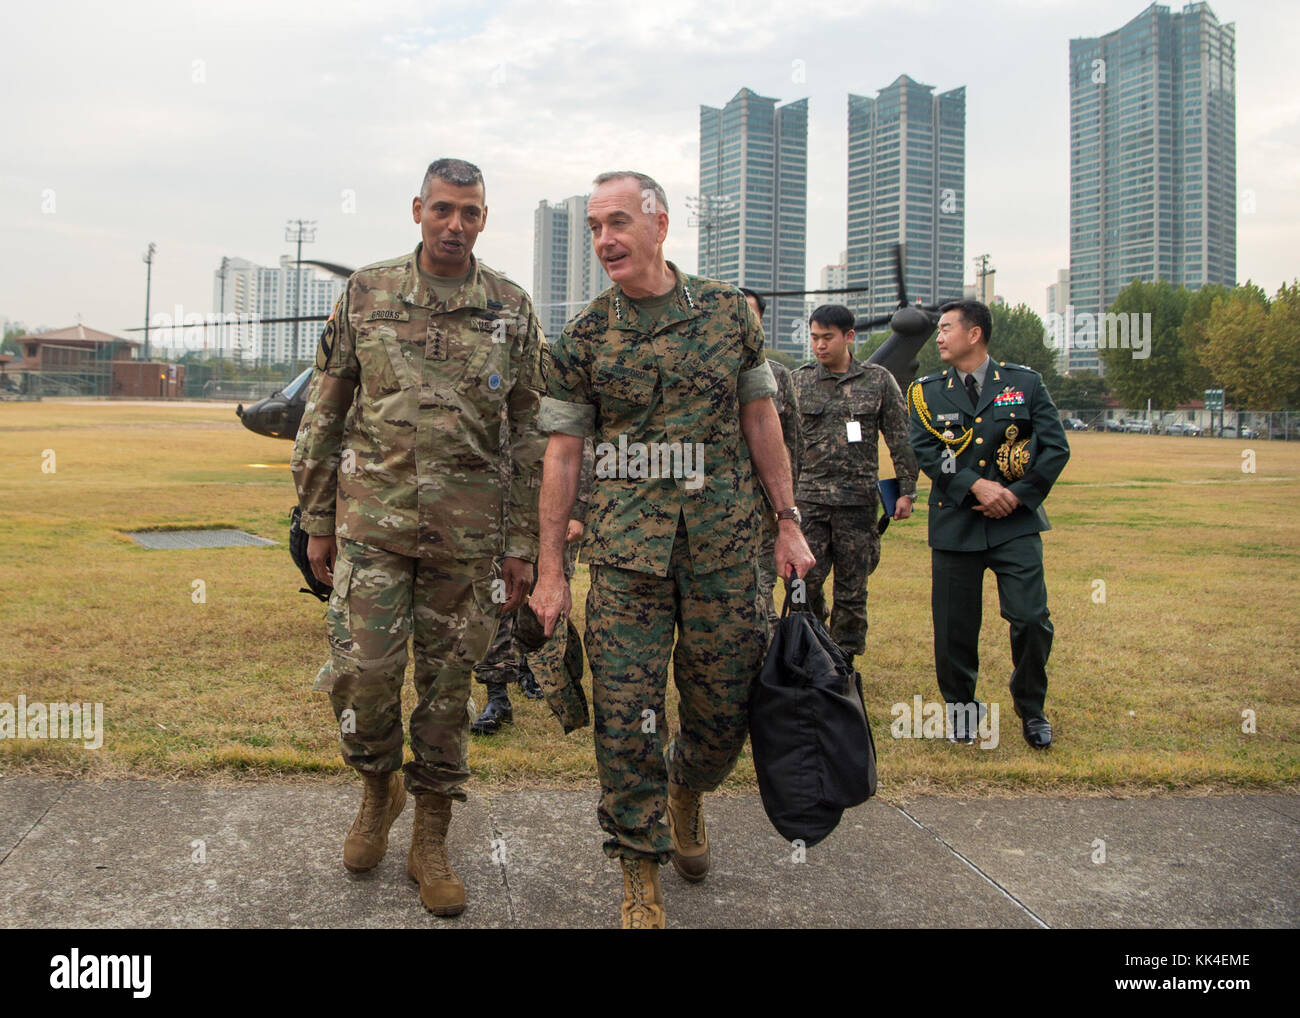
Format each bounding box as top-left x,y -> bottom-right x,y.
667,782 -> 710,882
407,793 -> 466,916
343,770 -> 406,874
620,858 -> 666,929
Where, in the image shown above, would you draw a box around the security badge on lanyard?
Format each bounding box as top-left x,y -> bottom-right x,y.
843,380 -> 862,443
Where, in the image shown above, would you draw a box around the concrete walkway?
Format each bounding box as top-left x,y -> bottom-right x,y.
1,778 -> 1296,929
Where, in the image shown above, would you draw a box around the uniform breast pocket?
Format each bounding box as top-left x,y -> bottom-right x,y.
800,393 -> 830,430
455,343 -> 507,398
847,389 -> 880,421
356,326 -> 403,399
993,403 -> 1030,434
596,366 -> 656,409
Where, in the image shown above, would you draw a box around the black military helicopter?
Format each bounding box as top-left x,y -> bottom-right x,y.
234,243 -> 950,440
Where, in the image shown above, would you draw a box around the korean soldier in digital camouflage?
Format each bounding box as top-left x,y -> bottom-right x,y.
906,299 -> 1070,748
529,171 -> 815,929
291,157 -> 547,917
471,435 -> 595,734
792,304 -> 918,665
739,287 -> 802,632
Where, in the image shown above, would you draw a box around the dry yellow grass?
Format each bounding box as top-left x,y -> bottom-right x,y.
1,401 -> 1296,796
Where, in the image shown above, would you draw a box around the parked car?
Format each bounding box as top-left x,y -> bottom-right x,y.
1062,417 -> 1089,431
1123,419 -> 1153,434
1165,421 -> 1203,437
1098,419 -> 1125,432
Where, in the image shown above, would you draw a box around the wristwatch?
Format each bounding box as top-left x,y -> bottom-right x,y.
776,507 -> 802,526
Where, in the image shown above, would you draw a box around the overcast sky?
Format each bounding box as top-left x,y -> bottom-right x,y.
2,0 -> 1295,340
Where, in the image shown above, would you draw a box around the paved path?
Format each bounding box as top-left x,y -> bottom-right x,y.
1,778 -> 1296,928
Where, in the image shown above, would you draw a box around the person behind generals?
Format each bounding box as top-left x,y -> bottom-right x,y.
471,434 -> 595,734
529,170 -> 815,929
291,157 -> 547,917
905,299 -> 1070,748
738,287 -> 802,634
791,303 -> 918,666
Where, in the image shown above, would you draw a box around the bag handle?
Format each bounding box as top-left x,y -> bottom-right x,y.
780,564 -> 801,618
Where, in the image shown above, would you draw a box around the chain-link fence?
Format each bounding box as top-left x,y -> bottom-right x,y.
1059,408 -> 1300,440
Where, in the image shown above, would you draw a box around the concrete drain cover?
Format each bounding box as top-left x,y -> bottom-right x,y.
125,529 -> 276,550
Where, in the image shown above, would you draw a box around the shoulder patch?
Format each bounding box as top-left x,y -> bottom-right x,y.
315,315 -> 337,371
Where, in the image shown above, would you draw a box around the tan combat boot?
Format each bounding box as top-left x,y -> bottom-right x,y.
407,793 -> 466,916
620,858 -> 666,929
667,782 -> 710,882
343,770 -> 406,874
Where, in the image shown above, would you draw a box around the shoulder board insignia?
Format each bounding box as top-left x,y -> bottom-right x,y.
365,309 -> 409,322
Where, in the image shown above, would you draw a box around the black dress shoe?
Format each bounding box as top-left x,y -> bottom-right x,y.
1022,716 -> 1052,749
471,683 -> 514,735
517,661 -> 544,700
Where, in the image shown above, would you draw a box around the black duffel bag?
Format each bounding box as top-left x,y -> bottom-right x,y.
748,573 -> 878,847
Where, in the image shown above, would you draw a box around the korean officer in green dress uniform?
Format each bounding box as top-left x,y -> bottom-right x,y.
906,300 -> 1070,748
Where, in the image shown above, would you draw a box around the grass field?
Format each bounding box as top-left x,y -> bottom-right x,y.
1,399 -> 1297,796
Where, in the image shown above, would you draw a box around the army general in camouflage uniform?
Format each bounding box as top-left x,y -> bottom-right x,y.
530,171 -> 814,929
291,158 -> 547,917
740,288 -> 802,632
793,304 -> 918,666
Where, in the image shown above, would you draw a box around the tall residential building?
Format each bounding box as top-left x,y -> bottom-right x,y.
211,256 -> 345,366
698,87 -> 809,354
819,250 -> 848,295
847,76 -> 965,322
1045,268 -> 1074,374
1069,2 -> 1236,372
532,195 -> 610,342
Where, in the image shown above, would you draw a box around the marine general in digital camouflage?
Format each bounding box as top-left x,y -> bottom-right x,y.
529,170 -> 813,928
291,160 -> 547,855
741,288 -> 802,632
793,304 -> 918,664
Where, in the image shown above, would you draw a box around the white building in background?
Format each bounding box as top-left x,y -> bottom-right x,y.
533,195 -> 610,342
819,251 -> 848,296
1045,268 -> 1073,375
210,256 -> 345,366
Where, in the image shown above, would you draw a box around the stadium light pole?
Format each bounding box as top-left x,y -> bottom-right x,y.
217,256 -> 229,387
142,242 -> 157,362
285,220 -> 317,368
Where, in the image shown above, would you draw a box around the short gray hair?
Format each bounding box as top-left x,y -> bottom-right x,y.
420,158 -> 485,200
592,170 -> 668,215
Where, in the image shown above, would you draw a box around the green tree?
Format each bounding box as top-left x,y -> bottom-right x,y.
1099,280 -> 1191,408
1052,371 -> 1109,412
1179,283 -> 1237,396
1,325 -> 24,356
1199,282 -> 1300,409
989,303 -> 1059,387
